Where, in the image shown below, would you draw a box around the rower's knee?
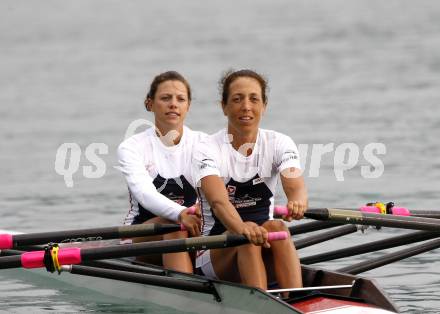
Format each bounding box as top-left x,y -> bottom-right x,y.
237,243 -> 262,256
163,230 -> 189,240
263,220 -> 287,232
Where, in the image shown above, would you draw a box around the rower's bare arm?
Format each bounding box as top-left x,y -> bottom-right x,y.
280,167 -> 308,221
201,175 -> 244,232
201,175 -> 269,247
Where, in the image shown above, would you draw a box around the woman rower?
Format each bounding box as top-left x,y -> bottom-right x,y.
118,71 -> 269,273
117,71 -> 203,273
194,69 -> 307,290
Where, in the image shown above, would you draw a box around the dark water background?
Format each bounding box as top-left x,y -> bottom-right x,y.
1,0 -> 439,312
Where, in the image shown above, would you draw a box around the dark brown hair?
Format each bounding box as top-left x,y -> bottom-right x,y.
145,71 -> 191,110
219,69 -> 268,105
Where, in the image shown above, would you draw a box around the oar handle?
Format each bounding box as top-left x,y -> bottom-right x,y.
179,206 -> 197,231
274,206 -> 288,216
0,234 -> 13,250
360,206 -> 410,216
187,206 -> 196,215
21,248 -> 82,268
268,231 -> 288,241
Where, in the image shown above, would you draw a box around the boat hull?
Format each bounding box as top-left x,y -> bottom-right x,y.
0,236 -> 398,313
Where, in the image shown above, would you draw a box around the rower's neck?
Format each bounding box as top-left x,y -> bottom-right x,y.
155,122 -> 184,146
228,126 -> 258,156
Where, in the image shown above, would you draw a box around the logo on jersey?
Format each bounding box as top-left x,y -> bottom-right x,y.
167,192 -> 185,205
227,185 -> 236,196
200,158 -> 216,170
252,177 -> 264,185
233,194 -> 261,208
281,151 -> 298,163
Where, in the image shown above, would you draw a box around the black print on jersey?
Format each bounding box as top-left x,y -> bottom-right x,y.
210,174 -> 273,235
200,158 -> 216,170
227,185 -> 236,196
133,175 -> 197,224
281,151 -> 298,162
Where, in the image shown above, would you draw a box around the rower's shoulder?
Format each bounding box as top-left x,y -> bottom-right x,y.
192,130 -> 222,160
118,129 -> 152,150
183,126 -> 209,142
259,128 -> 293,143
208,129 -> 228,145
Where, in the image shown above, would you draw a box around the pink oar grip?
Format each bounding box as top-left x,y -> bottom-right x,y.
268,231 -> 288,241
274,206 -> 288,216
360,206 -> 411,216
391,207 -> 410,216
360,206 -> 380,213
0,234 -> 13,249
21,251 -> 45,268
187,206 -> 196,215
21,248 -> 82,269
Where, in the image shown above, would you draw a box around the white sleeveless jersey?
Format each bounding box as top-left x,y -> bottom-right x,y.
118,126 -> 206,224
193,128 -> 301,236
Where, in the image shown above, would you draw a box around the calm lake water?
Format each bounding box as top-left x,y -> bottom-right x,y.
1,0 -> 439,312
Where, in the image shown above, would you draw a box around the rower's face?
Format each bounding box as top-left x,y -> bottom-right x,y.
222,77 -> 266,133
148,80 -> 190,129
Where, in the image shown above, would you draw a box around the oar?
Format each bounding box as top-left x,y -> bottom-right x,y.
305,208 -> 440,231
275,207 -> 440,231
276,205 -> 440,221
338,237 -> 440,275
0,223 -> 186,250
294,225 -> 358,250
300,230 -> 439,264
341,205 -> 440,219
287,221 -> 344,235
0,231 -> 287,270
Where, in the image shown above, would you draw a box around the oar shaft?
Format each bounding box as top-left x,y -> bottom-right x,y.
0,224 -> 182,249
0,255 -> 21,268
408,210 -> 440,219
305,208 -> 440,231
288,221 -> 344,235
295,225 -> 358,250
300,230 -> 439,264
80,235 -> 238,260
338,237 -> 440,275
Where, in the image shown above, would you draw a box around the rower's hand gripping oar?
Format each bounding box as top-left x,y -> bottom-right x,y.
0,231 -> 288,270
178,206 -> 201,237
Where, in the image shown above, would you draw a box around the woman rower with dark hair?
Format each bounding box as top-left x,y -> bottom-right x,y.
194,69 -> 307,291
118,71 -> 203,273
118,71 -> 268,274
